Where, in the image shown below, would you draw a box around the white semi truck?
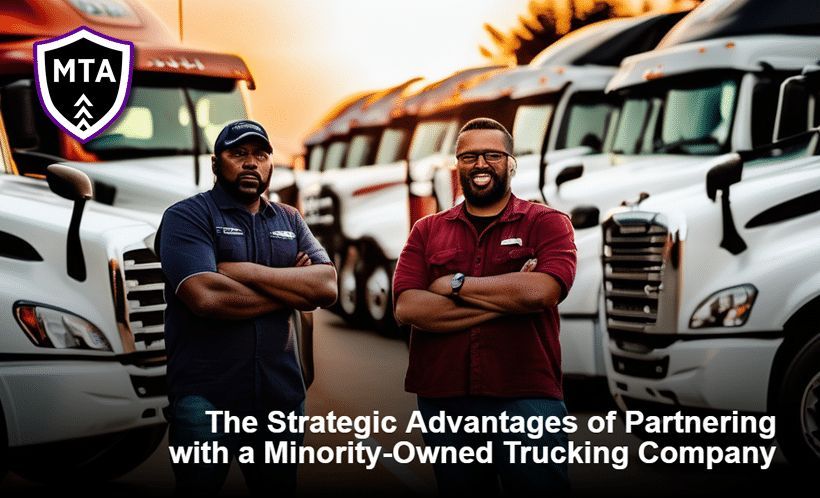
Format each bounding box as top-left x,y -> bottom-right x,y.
301,80 -> 423,331
602,67 -> 820,464
603,133 -> 820,467
540,0 -> 820,384
0,117 -> 168,482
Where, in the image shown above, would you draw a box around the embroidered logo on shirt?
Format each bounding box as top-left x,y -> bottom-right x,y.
270,230 -> 296,240
501,238 -> 523,246
216,226 -> 244,236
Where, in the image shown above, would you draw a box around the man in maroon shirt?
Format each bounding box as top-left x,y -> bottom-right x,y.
393,118 -> 576,495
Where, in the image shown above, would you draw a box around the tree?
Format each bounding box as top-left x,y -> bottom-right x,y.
482,0 -> 701,65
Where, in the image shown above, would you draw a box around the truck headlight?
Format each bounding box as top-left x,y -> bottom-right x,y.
689,285 -> 757,329
14,303 -> 112,351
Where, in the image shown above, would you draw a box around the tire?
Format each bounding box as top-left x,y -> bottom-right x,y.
775,336 -> 820,467
12,424 -> 167,484
337,244 -> 366,326
364,256 -> 400,336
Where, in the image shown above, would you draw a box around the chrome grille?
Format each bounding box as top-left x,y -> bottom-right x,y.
303,195 -> 335,227
603,216 -> 671,334
123,248 -> 165,350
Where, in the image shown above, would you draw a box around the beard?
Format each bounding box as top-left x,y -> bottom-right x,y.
214,158 -> 272,204
459,166 -> 509,207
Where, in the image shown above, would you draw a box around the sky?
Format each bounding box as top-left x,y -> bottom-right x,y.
140,0 -> 534,157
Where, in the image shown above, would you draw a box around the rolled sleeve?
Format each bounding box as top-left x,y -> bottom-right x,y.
158,205 -> 217,294
292,210 -> 331,265
532,211 -> 577,303
392,218 -> 432,307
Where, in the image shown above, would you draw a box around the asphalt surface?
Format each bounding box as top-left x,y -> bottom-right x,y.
1,310 -> 811,496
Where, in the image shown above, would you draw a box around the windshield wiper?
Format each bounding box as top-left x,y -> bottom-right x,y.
654,136 -> 719,154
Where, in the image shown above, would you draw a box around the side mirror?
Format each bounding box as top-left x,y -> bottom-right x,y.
555,164 -> 584,190
570,205 -> 600,229
704,153 -> 746,255
1,80 -> 39,149
47,164 -> 93,201
705,153 -> 743,201
773,75 -> 809,141
46,164 -> 93,281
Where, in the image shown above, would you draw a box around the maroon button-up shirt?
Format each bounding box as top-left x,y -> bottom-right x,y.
393,195 -> 577,399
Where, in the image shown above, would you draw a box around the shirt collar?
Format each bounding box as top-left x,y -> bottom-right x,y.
210,183 -> 276,217
443,193 -> 526,224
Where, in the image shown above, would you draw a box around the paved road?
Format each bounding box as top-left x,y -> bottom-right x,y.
1,310 -> 809,496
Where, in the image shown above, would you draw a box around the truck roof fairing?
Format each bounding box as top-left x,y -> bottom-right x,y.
607,35 -> 820,93
0,0 -> 256,88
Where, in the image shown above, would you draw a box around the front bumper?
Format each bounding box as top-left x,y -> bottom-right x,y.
560,316 -> 606,378
606,333 -> 782,413
1,358 -> 167,447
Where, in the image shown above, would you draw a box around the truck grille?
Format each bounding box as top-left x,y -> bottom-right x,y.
123,248 -> 166,351
303,194 -> 335,227
303,188 -> 341,257
603,212 -> 678,334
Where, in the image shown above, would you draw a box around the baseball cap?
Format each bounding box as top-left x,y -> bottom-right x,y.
214,119 -> 273,155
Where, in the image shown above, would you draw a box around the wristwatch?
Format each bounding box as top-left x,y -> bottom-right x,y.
450,273 -> 465,297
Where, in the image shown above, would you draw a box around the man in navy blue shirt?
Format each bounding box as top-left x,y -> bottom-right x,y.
158,120 -> 337,496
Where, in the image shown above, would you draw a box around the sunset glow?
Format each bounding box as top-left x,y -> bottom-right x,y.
140,0 -> 688,157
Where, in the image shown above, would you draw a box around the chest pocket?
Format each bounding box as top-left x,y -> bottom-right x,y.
427,247 -> 468,280
215,229 -> 248,263
268,229 -> 299,267
491,246 -> 536,274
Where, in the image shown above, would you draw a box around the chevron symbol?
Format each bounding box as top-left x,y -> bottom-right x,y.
74,107 -> 93,119
76,118 -> 91,130
74,94 -> 93,107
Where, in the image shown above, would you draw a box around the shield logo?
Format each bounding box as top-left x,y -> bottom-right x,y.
34,26 -> 133,143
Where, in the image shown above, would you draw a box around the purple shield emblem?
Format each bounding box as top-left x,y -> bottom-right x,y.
33,26 -> 133,143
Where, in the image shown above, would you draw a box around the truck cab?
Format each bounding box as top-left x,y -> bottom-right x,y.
603,132 -> 820,466
542,0 -> 820,384
0,0 -> 293,214
0,100 -> 169,482
301,80 -> 421,329
602,66 -> 820,465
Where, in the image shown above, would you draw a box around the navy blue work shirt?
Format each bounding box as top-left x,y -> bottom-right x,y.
158,183 -> 331,412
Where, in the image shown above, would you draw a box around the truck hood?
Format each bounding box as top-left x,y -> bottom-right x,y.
318,161 -> 407,198
546,153 -> 715,217
61,155 -> 294,214
0,174 -> 159,236
607,153 -> 820,333
62,155 -> 212,215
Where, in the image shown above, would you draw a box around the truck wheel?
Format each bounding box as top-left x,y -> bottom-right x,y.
776,336 -> 820,467
12,424 -> 167,484
338,244 -> 366,325
365,257 -> 399,336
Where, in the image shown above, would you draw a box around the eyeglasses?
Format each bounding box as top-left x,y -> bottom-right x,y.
456,150 -> 511,165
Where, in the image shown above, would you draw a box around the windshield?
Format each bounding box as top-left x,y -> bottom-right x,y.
512,104 -> 553,155
611,76 -> 739,156
324,141 -> 347,171
409,120 -> 451,160
307,145 -> 324,172
345,134 -> 375,169
83,83 -> 246,158
375,127 -> 410,164
609,98 -> 656,154
556,93 -> 617,152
